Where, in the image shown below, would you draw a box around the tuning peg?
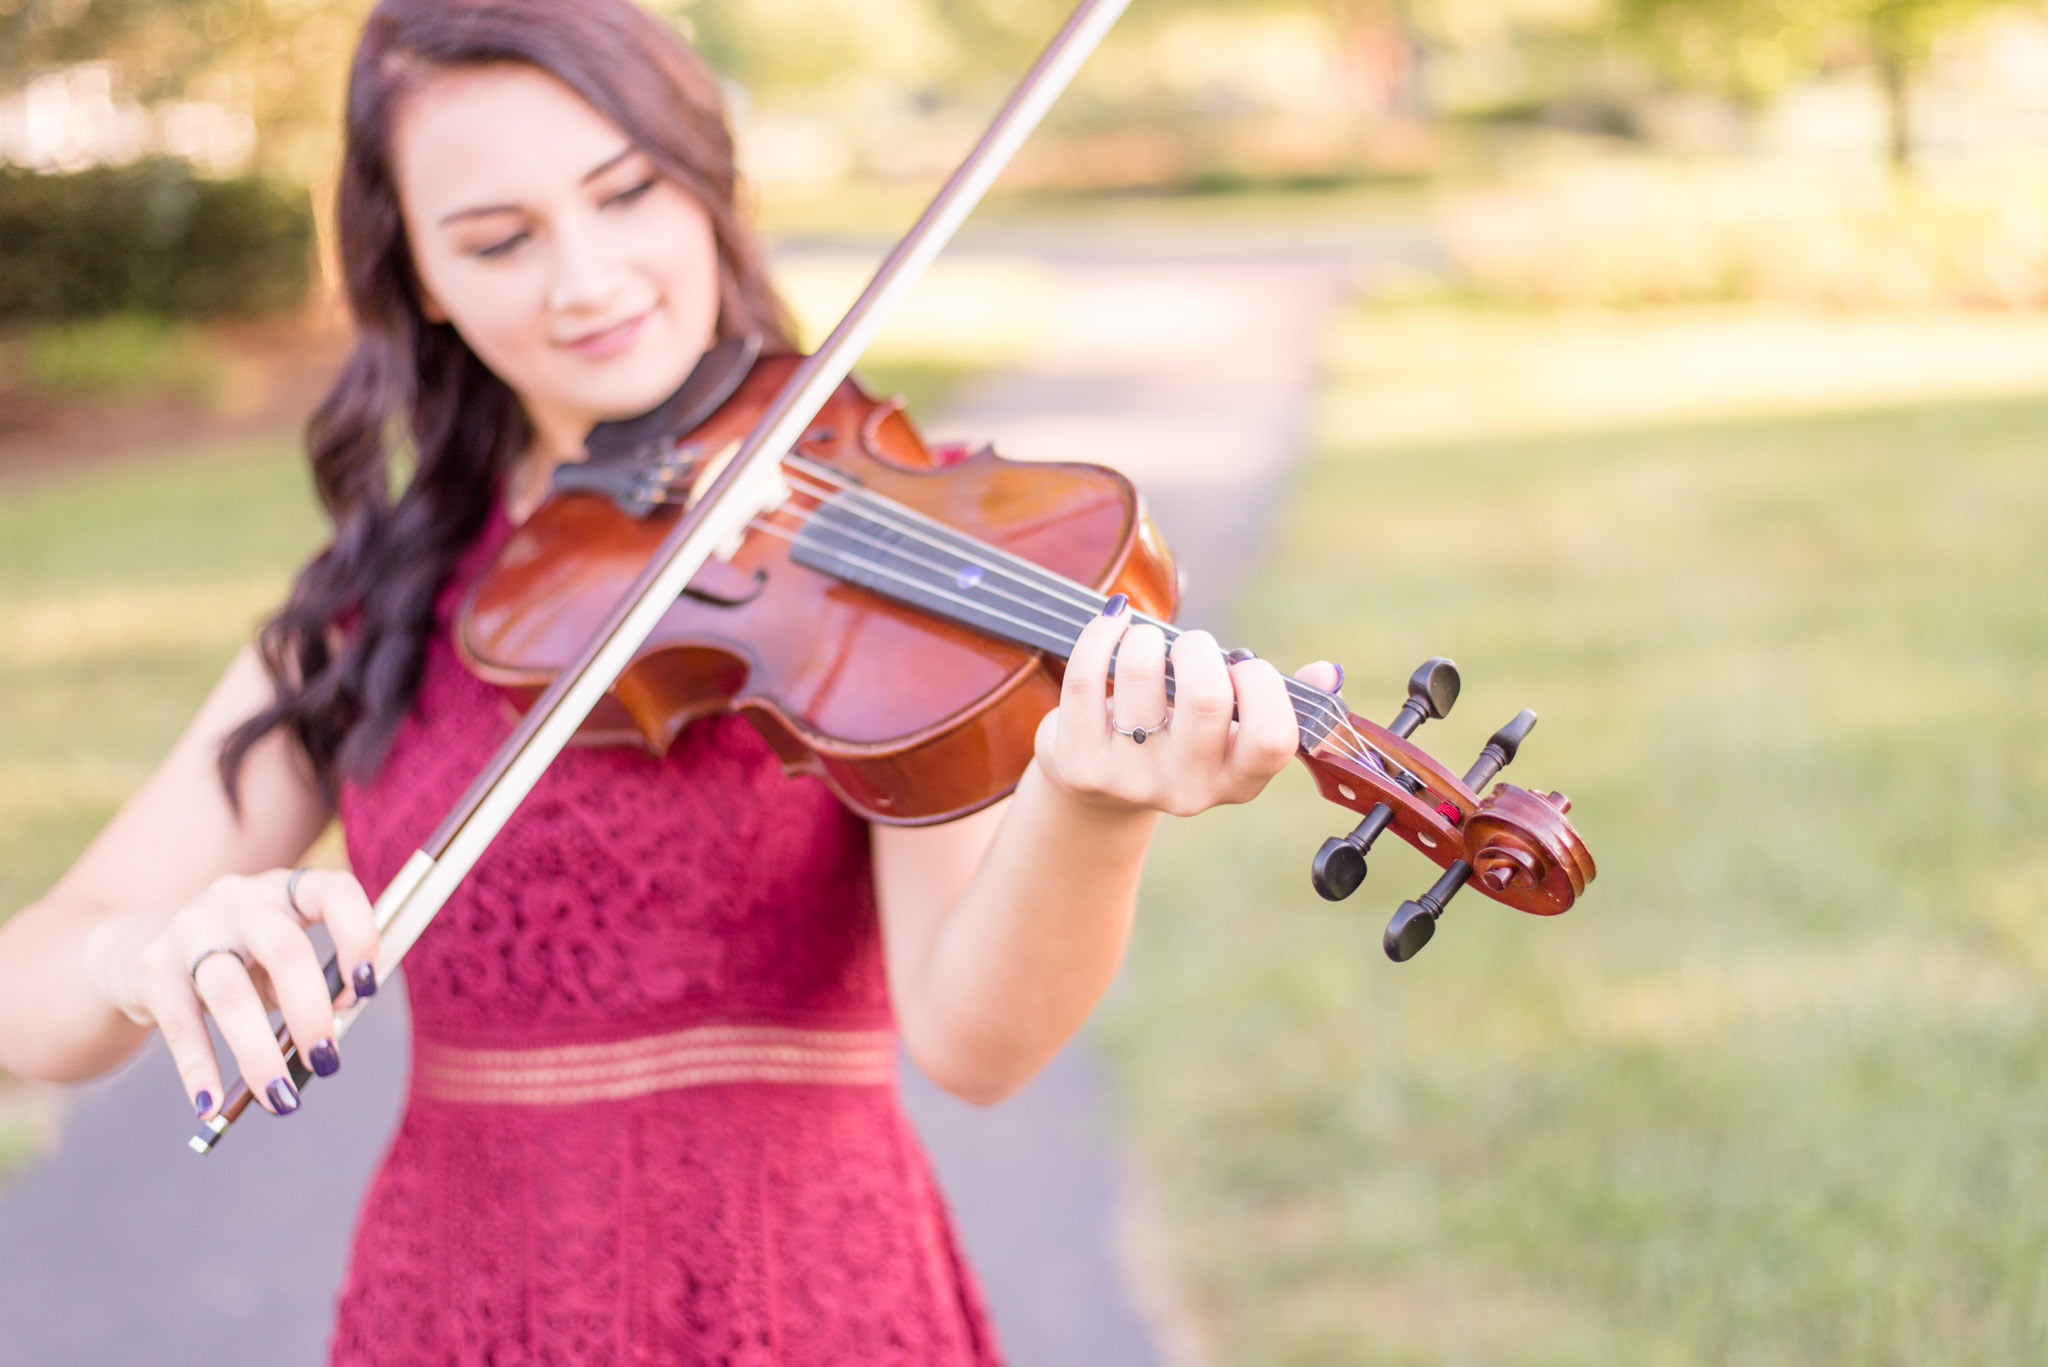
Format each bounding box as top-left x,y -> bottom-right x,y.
1461,708 -> 1537,793
1311,658 -> 1461,902
1388,657 -> 1460,739
1310,806 -> 1391,901
1384,859 -> 1472,962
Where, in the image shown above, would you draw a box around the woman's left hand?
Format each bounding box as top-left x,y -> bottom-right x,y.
1033,595 -> 1340,818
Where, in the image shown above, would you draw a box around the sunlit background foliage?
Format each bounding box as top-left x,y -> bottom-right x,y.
9,0 -> 2048,310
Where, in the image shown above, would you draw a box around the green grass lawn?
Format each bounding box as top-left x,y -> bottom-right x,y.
1105,305 -> 2048,1364
0,441 -> 326,915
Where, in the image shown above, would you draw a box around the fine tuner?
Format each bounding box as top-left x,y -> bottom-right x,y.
1304,657 -> 1592,962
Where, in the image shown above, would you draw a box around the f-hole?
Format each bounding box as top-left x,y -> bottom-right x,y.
681,562 -> 769,608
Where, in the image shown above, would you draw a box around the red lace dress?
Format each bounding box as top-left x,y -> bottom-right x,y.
329,510 -> 1001,1366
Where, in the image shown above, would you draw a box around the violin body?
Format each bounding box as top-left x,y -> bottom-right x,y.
458,352 -> 1180,824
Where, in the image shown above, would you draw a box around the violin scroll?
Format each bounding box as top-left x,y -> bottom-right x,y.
1300,659 -> 1596,963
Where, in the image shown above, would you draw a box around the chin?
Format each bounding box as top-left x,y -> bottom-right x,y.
574,352 -> 701,424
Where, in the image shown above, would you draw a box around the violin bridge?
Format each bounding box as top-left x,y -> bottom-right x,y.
686,439 -> 789,561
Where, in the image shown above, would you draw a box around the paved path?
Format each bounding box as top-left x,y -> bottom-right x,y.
0,225 -> 1417,1364
897,245 -> 1374,1367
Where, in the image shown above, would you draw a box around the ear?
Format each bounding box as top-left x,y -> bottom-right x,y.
418,284 -> 448,324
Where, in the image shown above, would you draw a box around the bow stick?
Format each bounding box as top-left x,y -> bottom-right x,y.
191,0 -> 1135,1153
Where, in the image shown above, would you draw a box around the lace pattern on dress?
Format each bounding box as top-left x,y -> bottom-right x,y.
327,508 -> 1002,1366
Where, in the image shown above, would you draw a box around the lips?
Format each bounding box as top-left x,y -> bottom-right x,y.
561,308 -> 651,359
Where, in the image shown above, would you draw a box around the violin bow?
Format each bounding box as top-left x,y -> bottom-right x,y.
191,0 -> 1135,1153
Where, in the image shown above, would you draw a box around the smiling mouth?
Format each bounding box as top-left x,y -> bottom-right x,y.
561,310 -> 651,357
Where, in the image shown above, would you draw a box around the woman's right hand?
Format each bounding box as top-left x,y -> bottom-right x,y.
85,868 -> 381,1118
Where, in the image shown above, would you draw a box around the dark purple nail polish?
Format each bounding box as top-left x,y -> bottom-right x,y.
266,1077 -> 300,1115
1333,662 -> 1345,692
309,1039 -> 341,1078
1100,592 -> 1128,618
1225,648 -> 1256,665
352,963 -> 378,998
193,1090 -> 213,1118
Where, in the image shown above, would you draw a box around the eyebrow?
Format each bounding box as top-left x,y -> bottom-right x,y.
435,145 -> 641,226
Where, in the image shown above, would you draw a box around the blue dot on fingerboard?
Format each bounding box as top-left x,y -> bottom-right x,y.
955,564 -> 984,590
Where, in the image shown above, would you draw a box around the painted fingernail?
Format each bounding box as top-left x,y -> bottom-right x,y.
1333,661 -> 1346,692
266,1077 -> 300,1115
1225,648 -> 1256,664
309,1039 -> 341,1078
193,1090 -> 213,1118
351,963 -> 378,999
1100,592 -> 1128,618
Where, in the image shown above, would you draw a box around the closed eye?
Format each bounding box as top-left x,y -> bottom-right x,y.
603,179 -> 656,209
472,230 -> 531,260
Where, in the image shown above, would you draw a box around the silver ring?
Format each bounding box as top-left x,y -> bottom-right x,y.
1111,713 -> 1170,745
187,946 -> 247,983
284,866 -> 311,920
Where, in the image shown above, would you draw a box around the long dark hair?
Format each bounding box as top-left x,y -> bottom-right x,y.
222,0 -> 790,801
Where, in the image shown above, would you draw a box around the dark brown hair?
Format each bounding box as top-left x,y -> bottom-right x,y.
222,0 -> 790,800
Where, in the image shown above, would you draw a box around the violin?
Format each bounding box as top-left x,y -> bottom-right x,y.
457,338 -> 1595,963
189,0 -> 1590,1153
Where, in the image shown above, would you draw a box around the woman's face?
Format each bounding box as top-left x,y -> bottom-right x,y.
391,62 -> 721,456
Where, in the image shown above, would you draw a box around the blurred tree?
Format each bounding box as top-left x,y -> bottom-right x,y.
1619,0 -> 2011,169
0,0 -> 369,177
655,0 -> 1074,105
1307,0 -> 1421,119
1,0 -> 1435,185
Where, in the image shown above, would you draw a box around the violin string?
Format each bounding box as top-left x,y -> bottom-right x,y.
777,463 -> 1330,698
633,454 -> 1418,783
757,516 -> 1413,784
783,492 -> 1135,638
743,514 -> 1112,663
773,465 -> 1412,781
746,516 -> 1168,667
737,502 -> 1413,784
739,475 -> 1411,781
731,493 -> 1403,781
753,492 -> 1365,744
785,465 -> 1388,748
748,469 -> 1153,637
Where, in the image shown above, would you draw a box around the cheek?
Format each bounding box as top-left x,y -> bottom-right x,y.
430,262 -> 551,380
633,201 -> 721,344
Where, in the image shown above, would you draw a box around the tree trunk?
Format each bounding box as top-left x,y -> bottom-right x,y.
1874,36 -> 1912,173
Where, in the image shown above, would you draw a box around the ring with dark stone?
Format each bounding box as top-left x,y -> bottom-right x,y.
1111,714 -> 1169,744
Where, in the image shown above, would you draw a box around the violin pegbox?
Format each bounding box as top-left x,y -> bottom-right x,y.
1299,658 -> 1595,964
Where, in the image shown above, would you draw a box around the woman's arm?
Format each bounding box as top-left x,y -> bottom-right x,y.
0,645 -> 379,1115
874,605 -> 1324,1104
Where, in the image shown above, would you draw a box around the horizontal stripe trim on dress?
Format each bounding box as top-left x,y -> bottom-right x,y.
413,1022 -> 896,1105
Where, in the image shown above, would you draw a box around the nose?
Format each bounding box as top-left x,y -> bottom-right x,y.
548,214 -> 624,315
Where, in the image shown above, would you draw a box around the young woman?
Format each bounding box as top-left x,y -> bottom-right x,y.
0,1 -> 1332,1360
